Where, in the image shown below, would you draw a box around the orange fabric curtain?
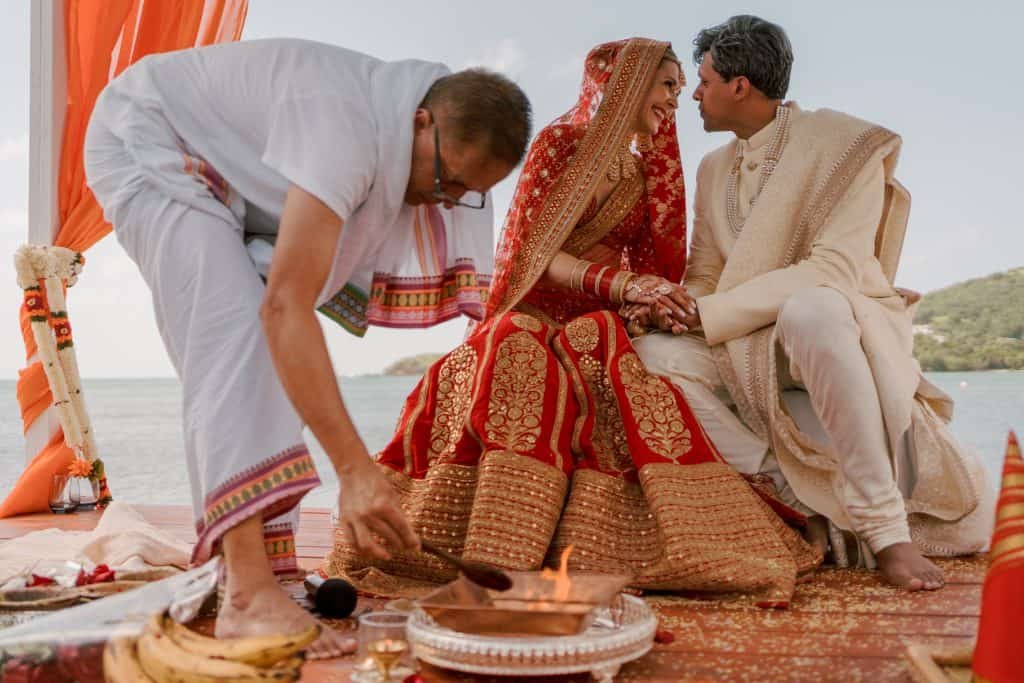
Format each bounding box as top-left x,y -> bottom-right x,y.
1,0 -> 248,519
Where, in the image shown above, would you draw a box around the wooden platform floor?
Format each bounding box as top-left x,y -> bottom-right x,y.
0,505 -> 983,682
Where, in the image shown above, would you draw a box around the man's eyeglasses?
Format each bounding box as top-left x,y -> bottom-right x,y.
431,121 -> 486,210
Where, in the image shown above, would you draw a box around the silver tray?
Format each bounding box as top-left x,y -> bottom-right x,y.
407,593 -> 656,682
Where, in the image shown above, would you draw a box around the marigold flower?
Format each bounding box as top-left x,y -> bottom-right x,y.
67,458 -> 93,478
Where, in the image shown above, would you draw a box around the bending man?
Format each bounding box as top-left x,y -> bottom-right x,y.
85,38 -> 531,654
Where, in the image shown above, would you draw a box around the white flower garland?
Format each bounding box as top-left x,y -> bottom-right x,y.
15,244 -> 98,462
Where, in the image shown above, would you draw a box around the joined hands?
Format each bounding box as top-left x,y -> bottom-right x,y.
620,275 -> 699,335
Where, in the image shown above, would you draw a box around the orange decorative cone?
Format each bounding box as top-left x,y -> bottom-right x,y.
972,431 -> 1024,683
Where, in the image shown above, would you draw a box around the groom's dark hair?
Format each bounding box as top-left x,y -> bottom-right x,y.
421,69 -> 532,167
693,15 -> 793,100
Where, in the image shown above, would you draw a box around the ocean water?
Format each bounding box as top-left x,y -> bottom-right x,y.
1,372 -> 1021,512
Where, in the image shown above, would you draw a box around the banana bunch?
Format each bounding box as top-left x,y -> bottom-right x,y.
104,612 -> 319,682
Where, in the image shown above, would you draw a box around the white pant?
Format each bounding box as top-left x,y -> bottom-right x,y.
84,87 -> 318,572
635,287 -> 911,553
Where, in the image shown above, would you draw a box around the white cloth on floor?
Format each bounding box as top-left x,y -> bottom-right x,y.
0,502 -> 190,587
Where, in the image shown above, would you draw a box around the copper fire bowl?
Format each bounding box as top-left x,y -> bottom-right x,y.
417,571 -> 631,637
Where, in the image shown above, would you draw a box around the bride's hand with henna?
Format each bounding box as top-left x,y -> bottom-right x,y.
622,274 -> 667,304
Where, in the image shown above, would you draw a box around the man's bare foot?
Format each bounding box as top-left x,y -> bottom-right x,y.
218,516 -> 355,660
803,515 -> 830,559
875,542 -> 944,591
216,579 -> 356,660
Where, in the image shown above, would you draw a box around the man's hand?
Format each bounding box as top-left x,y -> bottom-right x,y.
337,457 -> 420,561
620,302 -> 653,336
264,185 -> 420,563
651,283 -> 696,335
650,301 -> 687,335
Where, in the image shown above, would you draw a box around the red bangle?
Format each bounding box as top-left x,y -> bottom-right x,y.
597,267 -> 618,300
581,263 -> 603,295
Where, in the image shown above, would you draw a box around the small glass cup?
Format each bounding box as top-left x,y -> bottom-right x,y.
49,474 -> 80,514
77,477 -> 100,511
351,611 -> 414,682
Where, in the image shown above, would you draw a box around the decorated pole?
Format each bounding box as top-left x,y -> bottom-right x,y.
24,0 -> 66,465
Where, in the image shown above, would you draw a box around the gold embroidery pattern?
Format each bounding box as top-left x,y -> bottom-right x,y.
325,463 -> 479,593
462,317 -> 503,452
618,352 -> 692,458
510,313 -> 543,332
637,462 -> 810,597
553,333 -> 588,457
484,331 -> 547,453
548,346 -> 571,473
462,451 -> 569,570
549,464 -> 817,602
427,344 -> 478,463
579,352 -> 632,475
550,468 -> 661,575
563,171 -> 645,257
712,343 -> 769,439
565,316 -> 631,475
401,374 -> 433,473
565,316 -> 600,354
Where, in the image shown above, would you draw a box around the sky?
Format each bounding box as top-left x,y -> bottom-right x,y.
0,0 -> 1021,379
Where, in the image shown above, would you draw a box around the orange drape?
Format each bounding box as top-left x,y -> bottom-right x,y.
1,0 -> 248,519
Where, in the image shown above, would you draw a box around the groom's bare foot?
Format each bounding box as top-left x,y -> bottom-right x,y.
216,579 -> 356,660
875,542 -> 944,591
803,515 -> 830,559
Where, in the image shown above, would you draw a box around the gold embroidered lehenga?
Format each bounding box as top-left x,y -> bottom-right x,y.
323,38 -> 819,606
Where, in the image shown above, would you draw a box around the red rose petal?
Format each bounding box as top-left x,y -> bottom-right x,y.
26,574 -> 56,587
654,628 -> 676,644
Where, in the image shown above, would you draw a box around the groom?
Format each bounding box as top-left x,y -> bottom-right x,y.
635,15 -> 992,591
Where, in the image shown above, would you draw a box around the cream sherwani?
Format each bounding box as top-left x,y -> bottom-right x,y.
635,104 -> 994,565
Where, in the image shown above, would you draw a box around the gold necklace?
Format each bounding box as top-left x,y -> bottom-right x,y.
606,143 -> 637,183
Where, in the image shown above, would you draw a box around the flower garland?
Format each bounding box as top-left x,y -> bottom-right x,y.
15,244 -> 110,507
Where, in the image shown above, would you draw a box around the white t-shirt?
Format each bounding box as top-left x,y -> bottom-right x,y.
100,39 -> 494,324
120,38 -> 381,225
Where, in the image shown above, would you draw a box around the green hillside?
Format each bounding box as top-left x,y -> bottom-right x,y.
383,353 -> 443,376
913,267 -> 1024,371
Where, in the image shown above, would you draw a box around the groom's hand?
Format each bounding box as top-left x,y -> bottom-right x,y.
650,301 -> 687,335
651,283 -> 696,334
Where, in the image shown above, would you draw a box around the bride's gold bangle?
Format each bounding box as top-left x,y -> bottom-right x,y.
611,272 -> 636,305
568,259 -> 590,292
